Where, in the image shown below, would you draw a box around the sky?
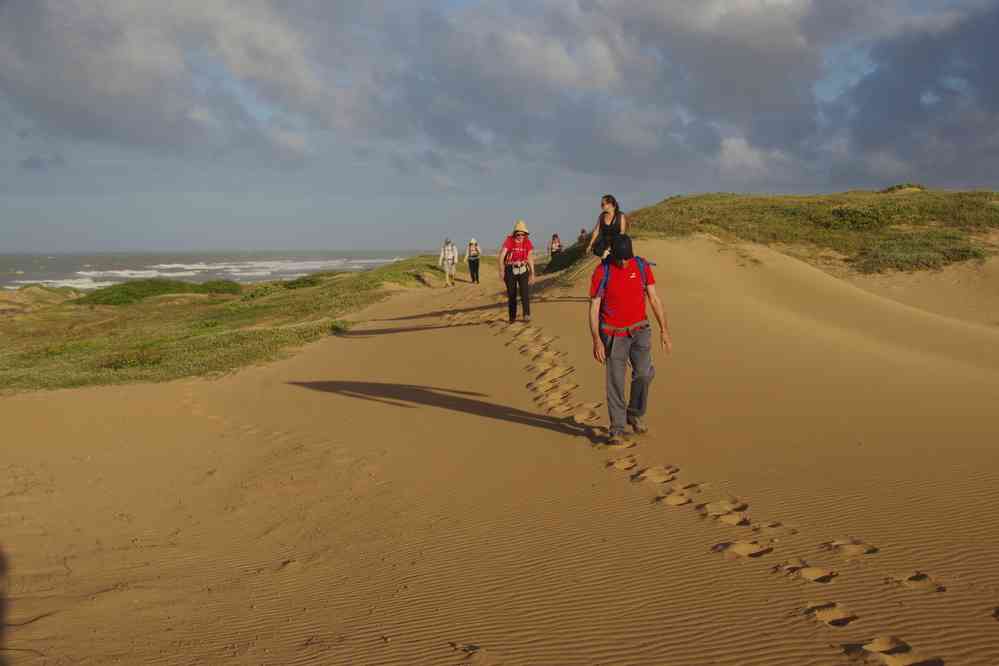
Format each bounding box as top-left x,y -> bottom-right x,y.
1,0 -> 998,252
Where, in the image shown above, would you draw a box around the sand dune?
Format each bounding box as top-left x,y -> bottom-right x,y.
3,236 -> 999,664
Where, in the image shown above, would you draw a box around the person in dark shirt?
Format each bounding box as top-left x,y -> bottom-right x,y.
586,194 -> 629,259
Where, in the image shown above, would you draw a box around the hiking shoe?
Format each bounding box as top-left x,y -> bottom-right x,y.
627,416 -> 649,435
607,431 -> 628,447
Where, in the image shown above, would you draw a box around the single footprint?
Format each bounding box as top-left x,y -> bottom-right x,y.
700,499 -> 748,517
572,411 -> 602,426
631,464 -> 679,484
536,366 -> 574,382
774,558 -> 837,583
656,481 -> 706,505
717,512 -> 751,527
530,380 -> 577,394
657,491 -> 693,506
535,392 -> 572,405
886,572 -> 946,593
804,601 -> 858,627
821,538 -> 879,557
606,454 -> 638,471
699,498 -> 750,525
841,636 -> 943,666
448,641 -> 481,655
711,540 -> 773,559
752,521 -> 798,538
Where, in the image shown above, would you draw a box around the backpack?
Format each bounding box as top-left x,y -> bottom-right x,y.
596,256 -> 651,297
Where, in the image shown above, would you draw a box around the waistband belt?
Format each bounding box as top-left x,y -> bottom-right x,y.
600,319 -> 649,335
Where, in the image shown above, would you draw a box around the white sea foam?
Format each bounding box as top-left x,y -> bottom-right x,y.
147,257 -> 395,279
11,278 -> 119,290
77,269 -> 202,279
2,254 -> 402,291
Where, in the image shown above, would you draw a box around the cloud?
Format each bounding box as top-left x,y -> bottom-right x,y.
18,153 -> 65,171
0,1 -> 327,163
0,0 -> 996,190
825,2 -> 999,187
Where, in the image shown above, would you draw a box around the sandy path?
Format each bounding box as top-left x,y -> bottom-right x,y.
3,237 -> 999,665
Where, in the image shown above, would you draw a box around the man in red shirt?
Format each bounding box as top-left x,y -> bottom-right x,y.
589,235 -> 672,444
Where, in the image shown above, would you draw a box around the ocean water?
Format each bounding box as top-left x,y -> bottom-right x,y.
0,251 -> 414,291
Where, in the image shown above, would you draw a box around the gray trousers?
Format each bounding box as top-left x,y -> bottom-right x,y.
603,326 -> 655,434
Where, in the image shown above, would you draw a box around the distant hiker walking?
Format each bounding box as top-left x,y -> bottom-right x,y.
586,194 -> 628,259
464,238 -> 482,284
439,238 -> 459,287
589,235 -> 671,445
548,233 -> 563,259
498,220 -> 535,323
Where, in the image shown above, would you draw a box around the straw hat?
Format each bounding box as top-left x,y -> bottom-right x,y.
470,238 -> 478,244
513,220 -> 530,234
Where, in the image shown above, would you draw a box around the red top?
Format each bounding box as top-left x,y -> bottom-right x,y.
502,236 -> 534,264
589,258 -> 656,333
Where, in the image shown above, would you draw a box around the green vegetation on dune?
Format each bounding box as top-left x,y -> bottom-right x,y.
629,188 -> 999,272
76,278 -> 242,305
0,256 -> 442,392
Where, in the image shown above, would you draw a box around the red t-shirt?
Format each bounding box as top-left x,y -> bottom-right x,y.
589,258 -> 656,332
502,236 -> 534,264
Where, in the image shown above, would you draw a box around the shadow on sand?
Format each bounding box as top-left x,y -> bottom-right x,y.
289,381 -> 598,440
335,322 -> 485,339
369,296 -> 590,324
1,547 -> 8,666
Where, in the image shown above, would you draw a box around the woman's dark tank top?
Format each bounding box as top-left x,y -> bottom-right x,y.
599,212 -> 622,242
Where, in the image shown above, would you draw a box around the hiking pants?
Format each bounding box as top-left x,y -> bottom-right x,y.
504,266 -> 531,322
468,258 -> 480,283
603,326 -> 655,435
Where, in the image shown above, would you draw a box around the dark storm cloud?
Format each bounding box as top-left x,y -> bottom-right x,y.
831,2 -> 999,186
0,1 -> 996,189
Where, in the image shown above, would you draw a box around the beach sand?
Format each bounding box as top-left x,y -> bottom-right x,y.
3,236 -> 999,665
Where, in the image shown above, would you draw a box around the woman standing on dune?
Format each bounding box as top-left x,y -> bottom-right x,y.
586,194 -> 628,259
498,220 -> 535,323
464,238 -> 482,284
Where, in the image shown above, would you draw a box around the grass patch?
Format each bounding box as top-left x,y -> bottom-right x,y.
0,256 -> 438,392
76,279 -> 242,305
880,182 -> 927,194
852,229 -> 986,273
329,319 -> 352,335
630,189 -> 999,272
283,275 -> 323,289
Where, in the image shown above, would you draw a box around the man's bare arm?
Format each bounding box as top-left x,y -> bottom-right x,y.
645,284 -> 672,353
589,297 -> 606,363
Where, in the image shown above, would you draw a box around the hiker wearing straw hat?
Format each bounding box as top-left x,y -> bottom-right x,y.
464,238 -> 482,284
498,220 -> 536,323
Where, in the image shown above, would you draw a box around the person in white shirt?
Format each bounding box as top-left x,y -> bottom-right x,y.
438,238 -> 459,287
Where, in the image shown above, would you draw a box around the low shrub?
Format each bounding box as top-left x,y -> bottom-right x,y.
76,279 -> 241,305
